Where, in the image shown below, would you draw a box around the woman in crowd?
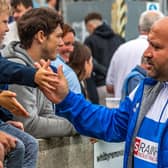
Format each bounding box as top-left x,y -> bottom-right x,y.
68,41 -> 93,99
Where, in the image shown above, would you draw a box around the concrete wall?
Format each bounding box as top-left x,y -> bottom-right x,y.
37,135 -> 94,168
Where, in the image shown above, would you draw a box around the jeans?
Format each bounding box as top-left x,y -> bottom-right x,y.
0,121 -> 38,168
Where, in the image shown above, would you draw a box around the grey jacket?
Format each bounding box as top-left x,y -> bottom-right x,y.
2,42 -> 76,138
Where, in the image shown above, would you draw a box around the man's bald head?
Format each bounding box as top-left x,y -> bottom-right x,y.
149,16 -> 168,41
144,16 -> 168,81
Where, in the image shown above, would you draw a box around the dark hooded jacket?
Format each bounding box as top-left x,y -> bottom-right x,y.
85,22 -> 125,86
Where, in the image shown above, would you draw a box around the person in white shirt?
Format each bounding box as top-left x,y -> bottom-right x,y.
106,10 -> 164,98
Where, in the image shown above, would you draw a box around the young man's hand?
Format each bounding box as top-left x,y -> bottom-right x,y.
0,91 -> 29,117
38,64 -> 69,104
34,59 -> 58,90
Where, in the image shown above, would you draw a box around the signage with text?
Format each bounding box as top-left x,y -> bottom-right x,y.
94,141 -> 125,168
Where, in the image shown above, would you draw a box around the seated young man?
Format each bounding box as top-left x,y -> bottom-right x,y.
2,7 -> 76,138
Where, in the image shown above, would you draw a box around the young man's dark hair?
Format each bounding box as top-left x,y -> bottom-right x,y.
84,12 -> 102,25
11,0 -> 33,9
17,7 -> 63,49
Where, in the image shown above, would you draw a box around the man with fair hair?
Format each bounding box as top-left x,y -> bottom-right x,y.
3,0 -> 33,45
106,10 -> 164,98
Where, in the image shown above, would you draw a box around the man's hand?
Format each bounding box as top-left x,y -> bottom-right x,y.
89,138 -> 98,144
0,143 -> 5,168
40,65 -> 69,104
34,59 -> 58,90
106,85 -> 114,95
0,91 -> 29,117
6,121 -> 24,131
0,131 -> 17,154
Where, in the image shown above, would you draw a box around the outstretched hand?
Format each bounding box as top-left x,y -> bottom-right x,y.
34,59 -> 57,90
40,65 -> 69,104
0,91 -> 29,117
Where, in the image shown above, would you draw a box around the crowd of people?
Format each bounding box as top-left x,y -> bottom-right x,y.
0,0 -> 168,168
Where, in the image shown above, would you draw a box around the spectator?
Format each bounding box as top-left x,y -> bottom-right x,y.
68,41 -> 93,99
40,16 -> 168,168
2,8 -> 76,138
68,41 -> 97,144
121,55 -> 148,100
84,12 -> 125,105
3,0 -> 33,45
106,10 -> 164,98
51,24 -> 81,94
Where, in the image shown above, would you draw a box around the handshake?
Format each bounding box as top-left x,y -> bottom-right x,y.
0,59 -> 69,119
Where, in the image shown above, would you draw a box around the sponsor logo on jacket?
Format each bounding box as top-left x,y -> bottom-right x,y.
134,137 -> 158,164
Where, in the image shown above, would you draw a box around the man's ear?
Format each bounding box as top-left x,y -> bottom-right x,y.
35,30 -> 46,43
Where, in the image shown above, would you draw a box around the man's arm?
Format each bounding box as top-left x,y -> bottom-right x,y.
93,58 -> 106,76
56,91 -> 129,142
0,55 -> 57,90
42,66 -> 130,142
105,53 -> 116,94
0,54 -> 36,86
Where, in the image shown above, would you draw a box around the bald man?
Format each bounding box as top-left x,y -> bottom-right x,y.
41,16 -> 168,168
